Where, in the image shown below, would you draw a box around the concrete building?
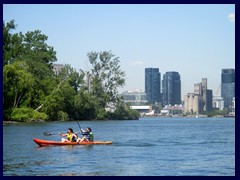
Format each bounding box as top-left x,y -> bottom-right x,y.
184,78 -> 212,114
194,78 -> 212,111
184,93 -> 202,114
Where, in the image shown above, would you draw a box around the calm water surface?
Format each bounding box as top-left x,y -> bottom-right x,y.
3,117 -> 235,176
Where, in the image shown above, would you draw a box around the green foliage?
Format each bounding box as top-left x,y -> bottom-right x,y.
87,51 -> 125,106
202,109 -> 230,117
3,20 -> 56,67
96,108 -> 107,120
9,108 -> 48,122
3,61 -> 35,109
3,20 -> 22,66
57,111 -> 69,121
3,20 -> 138,121
128,108 -> 140,120
73,90 -> 101,120
109,102 -> 140,120
58,64 -> 85,93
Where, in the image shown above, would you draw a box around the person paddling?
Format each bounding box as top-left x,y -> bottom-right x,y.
77,127 -> 94,142
58,128 -> 78,142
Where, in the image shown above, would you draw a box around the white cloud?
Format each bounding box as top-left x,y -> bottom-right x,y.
129,61 -> 144,65
228,13 -> 235,22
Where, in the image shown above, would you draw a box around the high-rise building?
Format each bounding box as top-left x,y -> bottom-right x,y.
206,89 -> 213,112
162,71 -> 181,106
221,69 -> 235,110
145,68 -> 161,104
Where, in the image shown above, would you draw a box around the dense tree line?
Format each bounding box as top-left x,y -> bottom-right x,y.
3,20 -> 139,121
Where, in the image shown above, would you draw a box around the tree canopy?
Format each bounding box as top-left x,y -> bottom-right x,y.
3,20 -> 139,121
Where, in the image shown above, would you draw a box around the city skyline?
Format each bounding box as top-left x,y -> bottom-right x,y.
3,4 -> 235,99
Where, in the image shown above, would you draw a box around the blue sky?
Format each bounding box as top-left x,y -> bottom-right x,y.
3,4 -> 235,99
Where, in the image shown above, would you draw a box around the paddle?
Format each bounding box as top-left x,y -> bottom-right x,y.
43,132 -> 56,136
43,131 -> 83,136
76,121 -> 81,131
43,121 -> 83,136
76,121 -> 88,135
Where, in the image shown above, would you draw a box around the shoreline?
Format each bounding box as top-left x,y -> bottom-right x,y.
3,115 -> 235,125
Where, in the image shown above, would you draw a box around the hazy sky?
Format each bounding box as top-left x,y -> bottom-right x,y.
3,4 -> 235,99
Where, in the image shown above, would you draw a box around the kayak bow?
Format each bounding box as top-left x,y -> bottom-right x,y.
33,138 -> 112,147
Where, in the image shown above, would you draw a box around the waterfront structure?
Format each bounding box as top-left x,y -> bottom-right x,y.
193,78 -> 213,112
161,104 -> 184,116
184,93 -> 202,114
184,78 -> 212,114
221,69 -> 235,110
130,105 -> 151,114
145,68 -> 161,104
162,71 -> 181,106
121,89 -> 148,106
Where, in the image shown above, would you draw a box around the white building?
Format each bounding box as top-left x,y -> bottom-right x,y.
212,96 -> 224,110
121,89 -> 148,106
130,106 -> 151,113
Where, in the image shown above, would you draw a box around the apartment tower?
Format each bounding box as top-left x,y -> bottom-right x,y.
162,71 -> 181,106
221,69 -> 235,110
145,68 -> 161,104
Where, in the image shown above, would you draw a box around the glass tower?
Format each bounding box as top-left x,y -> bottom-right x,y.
145,68 -> 161,104
162,71 -> 181,106
221,69 -> 235,109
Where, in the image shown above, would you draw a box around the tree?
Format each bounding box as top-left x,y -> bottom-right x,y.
3,20 -> 25,66
3,61 -> 34,109
57,64 -> 85,93
3,20 -> 59,121
23,30 -> 56,66
3,20 -> 57,67
87,51 -> 126,107
73,89 -> 100,120
108,101 -> 140,120
3,20 -> 138,121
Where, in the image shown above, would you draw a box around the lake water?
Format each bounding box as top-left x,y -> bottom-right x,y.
3,117 -> 235,176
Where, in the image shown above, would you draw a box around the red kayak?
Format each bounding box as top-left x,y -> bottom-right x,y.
33,138 -> 112,147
